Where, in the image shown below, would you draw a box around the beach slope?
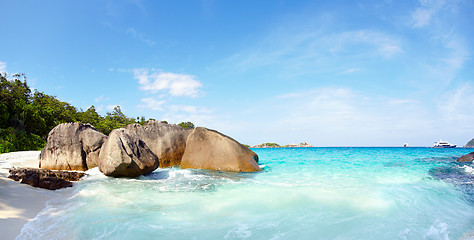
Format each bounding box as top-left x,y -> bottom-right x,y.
0,151 -> 64,240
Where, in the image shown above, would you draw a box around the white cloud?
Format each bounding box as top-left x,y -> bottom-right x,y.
126,28 -> 156,46
443,36 -> 470,72
139,97 -> 166,111
275,88 -> 362,124
0,61 -> 6,73
106,105 -> 119,111
169,105 -> 211,114
388,99 -> 418,105
237,87 -> 447,146
409,0 -> 448,28
134,69 -> 203,97
94,95 -> 110,102
399,0 -> 469,86
437,83 -> 474,123
96,105 -> 104,112
419,33 -> 470,85
411,8 -> 433,28
228,28 -> 403,76
339,68 -> 363,74
136,98 -> 213,125
154,104 -> 214,127
330,30 -> 403,58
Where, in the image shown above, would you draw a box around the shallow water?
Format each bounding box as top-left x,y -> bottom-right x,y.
18,147 -> 474,240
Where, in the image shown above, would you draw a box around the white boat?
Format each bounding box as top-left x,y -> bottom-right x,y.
433,140 -> 456,148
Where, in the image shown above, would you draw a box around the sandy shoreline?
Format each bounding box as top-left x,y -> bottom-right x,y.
0,151 -> 71,240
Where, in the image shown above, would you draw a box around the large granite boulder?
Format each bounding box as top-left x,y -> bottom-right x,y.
98,128 -> 159,177
125,121 -> 191,167
181,127 -> 261,172
39,122 -> 107,171
457,152 -> 474,162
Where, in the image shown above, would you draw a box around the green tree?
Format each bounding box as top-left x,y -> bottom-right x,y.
77,105 -> 100,127
138,116 -> 147,125
1,72 -> 198,153
178,121 -> 195,129
26,91 -> 78,137
95,106 -> 136,135
0,73 -> 47,152
0,73 -> 31,130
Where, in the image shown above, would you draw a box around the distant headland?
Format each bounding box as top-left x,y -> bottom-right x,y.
251,142 -> 314,148
464,138 -> 474,148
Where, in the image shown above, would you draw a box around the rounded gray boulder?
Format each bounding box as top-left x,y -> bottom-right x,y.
180,127 -> 261,172
125,121 -> 191,168
98,128 -> 159,177
39,122 -> 107,171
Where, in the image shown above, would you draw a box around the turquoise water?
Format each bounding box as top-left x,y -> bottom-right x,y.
18,148 -> 474,240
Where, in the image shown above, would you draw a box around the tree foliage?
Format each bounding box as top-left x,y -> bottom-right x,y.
93,106 -> 136,135
178,121 -> 195,129
0,72 -> 196,153
0,74 -> 129,153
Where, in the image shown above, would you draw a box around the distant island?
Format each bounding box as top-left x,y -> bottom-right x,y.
251,142 -> 314,148
465,138 -> 474,148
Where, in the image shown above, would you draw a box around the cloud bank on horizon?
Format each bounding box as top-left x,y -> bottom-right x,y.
1,0 -> 473,146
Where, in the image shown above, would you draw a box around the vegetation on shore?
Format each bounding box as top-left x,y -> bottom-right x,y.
252,143 -> 281,148
251,142 -> 314,148
0,73 -> 193,153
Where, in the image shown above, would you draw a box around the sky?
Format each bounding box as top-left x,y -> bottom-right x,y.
1,0 -> 473,147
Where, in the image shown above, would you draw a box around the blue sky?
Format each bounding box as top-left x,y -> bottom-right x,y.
1,0 -> 473,146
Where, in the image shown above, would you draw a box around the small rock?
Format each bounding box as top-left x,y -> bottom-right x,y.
457,152 -> 474,162
38,177 -> 73,190
8,167 -> 85,190
20,172 -> 39,187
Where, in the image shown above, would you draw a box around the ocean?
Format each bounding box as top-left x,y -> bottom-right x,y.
18,147 -> 474,240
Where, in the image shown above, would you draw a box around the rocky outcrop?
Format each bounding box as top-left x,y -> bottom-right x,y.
181,127 -> 261,172
251,143 -> 281,148
457,152 -> 474,162
98,128 -> 159,177
464,138 -> 474,148
39,122 -> 107,171
251,142 -> 314,148
39,121 -> 260,177
284,142 -> 314,148
125,121 -> 191,167
8,167 -> 85,190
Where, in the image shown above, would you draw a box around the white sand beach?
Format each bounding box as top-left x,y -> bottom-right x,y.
0,151 -> 68,240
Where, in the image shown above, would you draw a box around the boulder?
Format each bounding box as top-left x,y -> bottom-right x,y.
8,167 -> 84,190
9,167 -> 85,181
457,152 -> 474,162
98,128 -> 159,177
181,127 -> 261,172
38,177 -> 73,190
125,121 -> 191,167
39,122 -> 107,171
20,172 -> 40,187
